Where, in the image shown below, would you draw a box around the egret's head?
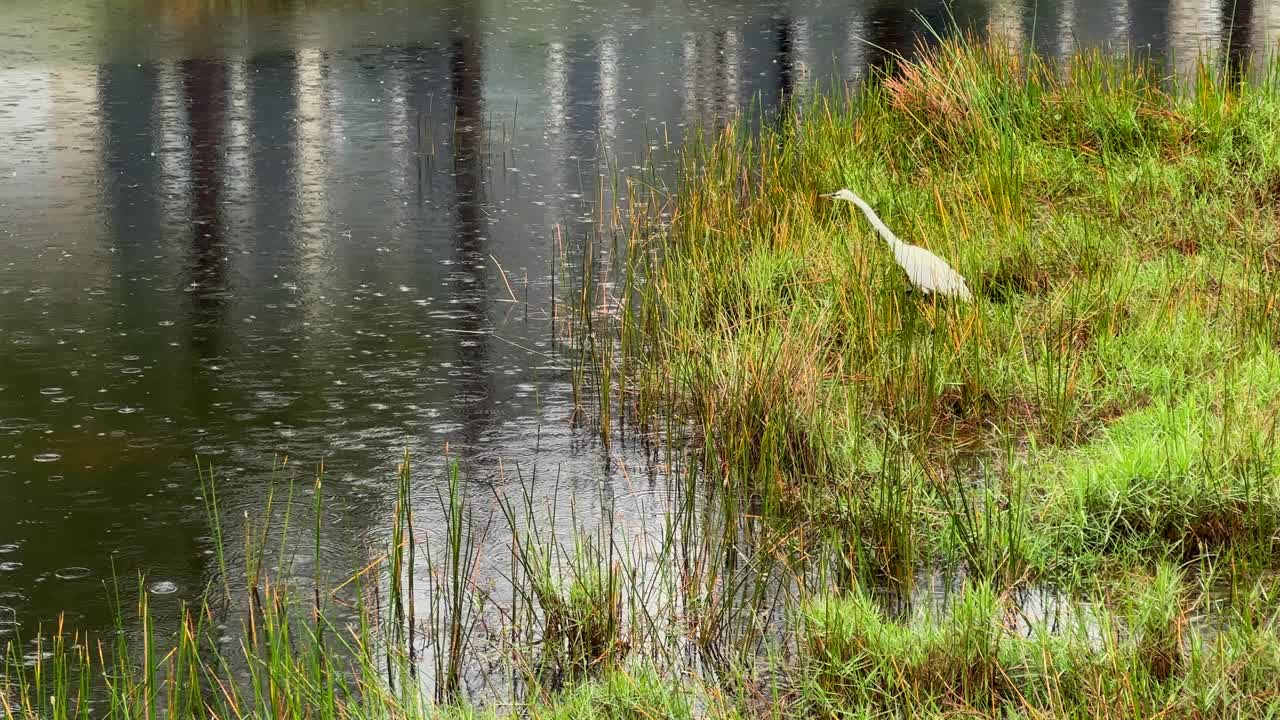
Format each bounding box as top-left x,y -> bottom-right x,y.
820,188 -> 859,203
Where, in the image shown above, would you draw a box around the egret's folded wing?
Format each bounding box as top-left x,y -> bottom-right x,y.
896,244 -> 972,301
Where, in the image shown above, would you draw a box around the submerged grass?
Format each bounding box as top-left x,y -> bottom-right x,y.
8,34 -> 1280,720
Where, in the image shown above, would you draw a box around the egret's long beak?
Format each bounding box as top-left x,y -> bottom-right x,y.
819,192 -> 836,198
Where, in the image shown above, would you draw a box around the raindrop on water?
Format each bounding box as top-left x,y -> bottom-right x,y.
149,581 -> 178,595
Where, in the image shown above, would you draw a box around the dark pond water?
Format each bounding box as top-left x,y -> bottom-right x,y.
0,0 -> 1276,648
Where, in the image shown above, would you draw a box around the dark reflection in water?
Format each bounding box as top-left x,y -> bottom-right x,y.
1128,0 -> 1173,55
183,59 -> 230,363
777,18 -> 798,103
864,1 -> 921,72
1225,0 -> 1256,83
449,14 -> 495,450
0,0 -> 1275,645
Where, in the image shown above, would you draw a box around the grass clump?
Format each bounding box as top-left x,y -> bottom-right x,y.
799,583 -> 1011,712
1035,356 -> 1280,572
796,568 -> 1280,718
517,534 -> 624,684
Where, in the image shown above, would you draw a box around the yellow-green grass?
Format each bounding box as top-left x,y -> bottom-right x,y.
620,36 -> 1280,580
796,565 -> 1280,718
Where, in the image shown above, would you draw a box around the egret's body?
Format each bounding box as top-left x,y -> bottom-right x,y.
821,189 -> 973,302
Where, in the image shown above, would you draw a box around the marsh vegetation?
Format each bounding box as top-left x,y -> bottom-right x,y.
7,36 -> 1280,719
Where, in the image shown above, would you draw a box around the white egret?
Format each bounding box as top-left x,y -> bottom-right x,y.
821,189 -> 973,302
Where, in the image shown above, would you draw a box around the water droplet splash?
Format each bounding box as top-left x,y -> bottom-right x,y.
149,581 -> 178,595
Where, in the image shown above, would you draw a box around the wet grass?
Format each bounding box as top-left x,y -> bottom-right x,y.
7,457 -> 1280,719
796,566 -> 1280,718
593,35 -> 1280,584
7,34 -> 1280,719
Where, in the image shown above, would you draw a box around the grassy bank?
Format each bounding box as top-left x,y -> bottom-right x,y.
610,36 -> 1280,583
8,36 -> 1280,719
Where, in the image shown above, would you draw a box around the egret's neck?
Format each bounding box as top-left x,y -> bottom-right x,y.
846,196 -> 902,249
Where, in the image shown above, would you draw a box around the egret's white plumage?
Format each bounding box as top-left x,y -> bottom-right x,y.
821,189 -> 973,302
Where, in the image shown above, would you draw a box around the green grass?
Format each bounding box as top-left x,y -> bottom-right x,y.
9,34 -> 1280,720
606,34 -> 1280,582
796,567 -> 1280,718
11,458 -> 1280,719
457,666 -> 702,720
